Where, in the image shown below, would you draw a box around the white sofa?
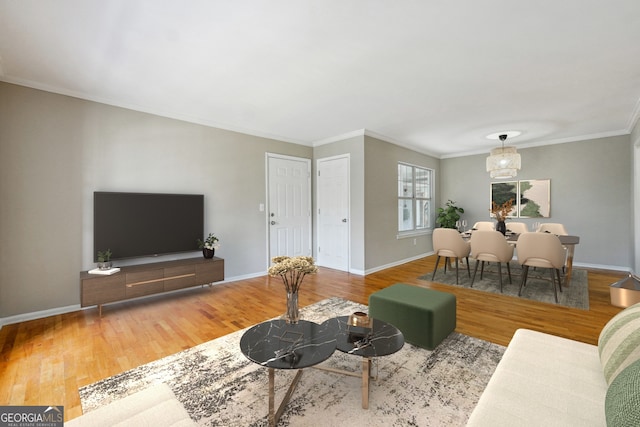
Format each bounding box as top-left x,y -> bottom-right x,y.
467,329 -> 607,426
67,383 -> 196,427
468,301 -> 640,427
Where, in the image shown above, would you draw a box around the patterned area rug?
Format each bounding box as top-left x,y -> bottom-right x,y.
419,261 -> 589,310
79,297 -> 505,426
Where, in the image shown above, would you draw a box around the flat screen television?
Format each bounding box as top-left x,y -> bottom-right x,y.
94,191 -> 204,261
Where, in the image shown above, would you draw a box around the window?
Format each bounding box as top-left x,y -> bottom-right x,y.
398,163 -> 433,232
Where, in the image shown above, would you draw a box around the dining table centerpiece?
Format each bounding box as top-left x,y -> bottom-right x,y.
268,256 -> 318,324
490,198 -> 514,235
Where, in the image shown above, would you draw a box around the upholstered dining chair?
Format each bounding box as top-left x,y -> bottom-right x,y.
516,232 -> 565,303
537,223 -> 568,235
469,230 -> 515,292
537,222 -> 569,271
472,221 -> 495,231
431,228 -> 471,284
506,222 -> 528,234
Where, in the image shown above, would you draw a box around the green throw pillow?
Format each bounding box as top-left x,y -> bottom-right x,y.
598,302 -> 640,385
605,358 -> 640,427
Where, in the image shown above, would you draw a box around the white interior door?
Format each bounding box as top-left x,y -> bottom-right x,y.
317,155 -> 350,271
267,154 -> 311,260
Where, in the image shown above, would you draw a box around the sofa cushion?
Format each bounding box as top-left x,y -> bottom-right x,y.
466,329 -> 607,426
598,302 -> 640,384
605,358 -> 640,427
66,383 -> 195,426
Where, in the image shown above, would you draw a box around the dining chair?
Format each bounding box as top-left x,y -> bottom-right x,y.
537,222 -> 569,271
506,222 -> 528,234
431,228 -> 471,284
472,221 -> 495,231
469,230 -> 514,292
516,232 -> 565,303
537,223 -> 568,235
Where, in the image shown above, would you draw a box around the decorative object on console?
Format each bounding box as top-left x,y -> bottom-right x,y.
486,133 -> 521,179
268,256 -> 318,324
88,267 -> 121,275
197,233 -> 220,259
96,249 -> 113,270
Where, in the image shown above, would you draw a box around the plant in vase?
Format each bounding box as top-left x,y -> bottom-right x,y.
436,200 -> 465,229
197,233 -> 220,259
268,256 -> 318,324
97,249 -> 113,270
490,198 -> 515,235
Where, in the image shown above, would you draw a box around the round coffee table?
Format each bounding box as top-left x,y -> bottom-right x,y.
240,319 -> 337,426
320,315 -> 404,409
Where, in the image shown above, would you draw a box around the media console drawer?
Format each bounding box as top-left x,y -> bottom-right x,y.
164,264 -> 197,291
80,256 -> 224,315
81,274 -> 126,306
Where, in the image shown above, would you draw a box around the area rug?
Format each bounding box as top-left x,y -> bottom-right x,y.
79,297 -> 505,426
419,261 -> 589,310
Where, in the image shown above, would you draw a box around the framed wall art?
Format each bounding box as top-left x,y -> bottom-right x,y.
490,181 -> 518,218
518,179 -> 550,218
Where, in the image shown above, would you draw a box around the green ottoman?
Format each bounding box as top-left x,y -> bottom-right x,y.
368,283 -> 456,350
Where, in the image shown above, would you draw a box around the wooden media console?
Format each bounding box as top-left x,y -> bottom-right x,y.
80,256 -> 224,315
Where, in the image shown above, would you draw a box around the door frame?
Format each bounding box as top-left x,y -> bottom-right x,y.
265,152 -> 312,268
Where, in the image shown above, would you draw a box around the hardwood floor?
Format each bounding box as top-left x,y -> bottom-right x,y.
0,255 -> 626,421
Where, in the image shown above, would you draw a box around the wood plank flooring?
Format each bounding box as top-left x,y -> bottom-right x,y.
0,255 -> 627,421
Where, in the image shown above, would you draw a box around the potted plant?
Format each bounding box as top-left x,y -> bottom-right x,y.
97,249 -> 113,270
197,233 -> 220,259
436,200 -> 464,229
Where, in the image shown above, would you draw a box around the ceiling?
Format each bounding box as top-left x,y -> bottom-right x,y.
1,1 -> 640,158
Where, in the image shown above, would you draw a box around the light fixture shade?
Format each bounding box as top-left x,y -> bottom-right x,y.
486,146 -> 521,179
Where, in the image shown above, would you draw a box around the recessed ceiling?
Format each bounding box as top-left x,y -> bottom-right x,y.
1,1 -> 639,157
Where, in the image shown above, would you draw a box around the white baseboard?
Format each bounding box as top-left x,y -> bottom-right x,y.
363,252 -> 435,275
572,262 -> 631,273
0,304 -> 81,329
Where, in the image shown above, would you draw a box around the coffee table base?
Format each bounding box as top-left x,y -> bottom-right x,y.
268,368 -> 304,426
314,357 -> 376,409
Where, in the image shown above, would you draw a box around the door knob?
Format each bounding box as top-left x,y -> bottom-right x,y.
271,221 -> 276,225
342,218 -> 348,223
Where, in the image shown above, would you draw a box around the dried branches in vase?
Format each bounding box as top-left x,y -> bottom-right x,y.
268,256 -> 318,324
490,198 -> 515,222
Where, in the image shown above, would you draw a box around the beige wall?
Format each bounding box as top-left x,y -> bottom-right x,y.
0,82 -> 311,319
1,80 -> 636,321
1,83 -> 84,316
441,135 -> 633,269
632,119 -> 640,274
363,136 -> 439,270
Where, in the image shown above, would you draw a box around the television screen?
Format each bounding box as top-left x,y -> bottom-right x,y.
94,192 -> 204,261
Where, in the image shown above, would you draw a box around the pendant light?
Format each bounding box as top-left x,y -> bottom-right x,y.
486,134 -> 521,179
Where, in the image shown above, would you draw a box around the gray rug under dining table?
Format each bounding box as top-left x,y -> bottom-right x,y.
420,260 -> 589,310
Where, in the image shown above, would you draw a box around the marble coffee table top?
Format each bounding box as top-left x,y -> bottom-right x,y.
321,315 -> 404,358
239,319 -> 337,369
